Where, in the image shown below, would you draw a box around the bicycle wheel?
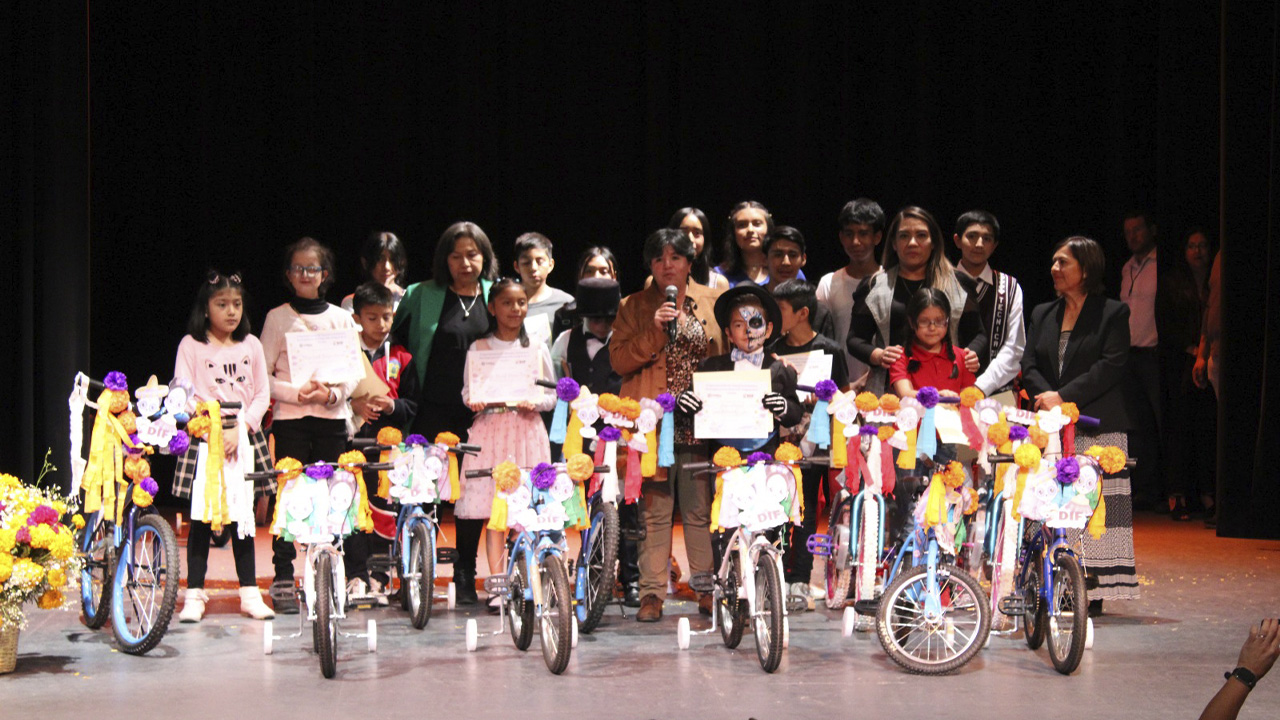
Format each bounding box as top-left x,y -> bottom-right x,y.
398,521 -> 413,612
111,514 -> 179,655
875,562 -> 991,674
719,552 -> 747,649
823,493 -> 852,610
79,513 -> 112,629
509,554 -> 534,651
315,552 -> 338,679
540,555 -> 573,674
1021,554 -> 1046,650
753,552 -> 784,673
855,498 -> 880,603
407,522 -> 435,629
576,499 -> 619,633
1045,553 -> 1088,674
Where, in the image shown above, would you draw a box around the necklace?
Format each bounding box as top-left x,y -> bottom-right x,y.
458,292 -> 480,318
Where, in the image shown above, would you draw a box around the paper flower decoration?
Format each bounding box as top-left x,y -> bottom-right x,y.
813,379 -> 838,402
712,446 -> 743,468
1060,402 -> 1080,424
746,451 -> 772,465
140,477 -> 160,495
104,371 -> 128,391
275,457 -> 304,481
988,421 -> 1010,446
1008,425 -> 1029,442
598,426 -> 622,443
532,462 -> 557,490
337,450 -> 366,468
916,386 -> 940,408
1055,456 -> 1080,485
304,463 -> 334,480
1084,446 -> 1127,474
405,434 -> 428,445
434,432 -> 459,447
879,394 -> 901,413
556,378 -> 581,402
878,425 -> 895,442
566,454 -> 595,482
774,443 -> 802,463
377,427 -> 403,446
1028,426 -> 1049,449
656,392 -> 676,413
493,462 -> 522,493
859,424 -> 878,437
1014,443 -> 1042,469
855,392 -> 880,413
941,461 -> 966,489
959,387 -> 984,408
168,430 -> 190,456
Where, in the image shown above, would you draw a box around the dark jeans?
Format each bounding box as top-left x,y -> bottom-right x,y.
784,465 -> 823,583
270,417 -> 348,582
186,521 -> 256,587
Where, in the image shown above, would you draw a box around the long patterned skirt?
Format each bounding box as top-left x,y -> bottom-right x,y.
1070,431 -> 1140,601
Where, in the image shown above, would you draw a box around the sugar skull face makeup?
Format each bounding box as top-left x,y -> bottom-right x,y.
729,304 -> 770,353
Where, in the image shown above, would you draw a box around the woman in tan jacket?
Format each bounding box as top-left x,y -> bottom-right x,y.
611,228 -> 724,621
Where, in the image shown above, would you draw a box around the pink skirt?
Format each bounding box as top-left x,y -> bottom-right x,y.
456,411 -> 551,520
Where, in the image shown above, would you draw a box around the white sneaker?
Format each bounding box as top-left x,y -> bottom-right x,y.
788,582 -> 814,611
238,586 -> 275,620
368,577 -> 390,607
179,589 -> 208,623
347,577 -> 369,600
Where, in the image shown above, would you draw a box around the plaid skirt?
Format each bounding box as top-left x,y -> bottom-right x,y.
171,427 -> 275,500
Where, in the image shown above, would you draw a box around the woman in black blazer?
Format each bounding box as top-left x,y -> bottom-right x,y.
1021,236 -> 1139,610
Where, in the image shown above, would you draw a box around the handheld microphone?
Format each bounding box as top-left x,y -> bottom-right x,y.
664,285 -> 678,343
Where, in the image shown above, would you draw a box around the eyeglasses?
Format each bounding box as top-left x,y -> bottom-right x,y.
290,265 -> 324,277
916,318 -> 949,329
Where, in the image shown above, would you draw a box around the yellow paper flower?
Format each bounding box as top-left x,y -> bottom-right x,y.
566,454 -> 595,483
878,394 -> 900,413
988,421 -> 1011,446
774,443 -> 803,463
275,457 -> 304,482
117,410 -> 138,435
132,485 -> 154,508
435,431 -> 460,447
960,387 -> 984,408
854,392 -> 879,413
377,427 -> 403,446
37,588 -> 64,609
619,397 -> 642,420
1085,445 -> 1128,475
877,425 -> 896,442
1014,443 -> 1042,470
337,450 -> 366,468
186,415 -> 212,440
1060,402 -> 1080,424
596,394 -> 622,414
123,456 -> 151,481
712,446 -> 743,469
940,461 -> 966,489
493,462 -> 522,493
107,389 -> 130,415
1028,426 -> 1049,450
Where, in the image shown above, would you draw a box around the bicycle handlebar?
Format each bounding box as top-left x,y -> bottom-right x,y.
244,461 -> 394,480
350,439 -> 481,455
682,459 -> 822,473
464,464 -> 611,479
987,453 -> 1136,470
535,379 -> 558,390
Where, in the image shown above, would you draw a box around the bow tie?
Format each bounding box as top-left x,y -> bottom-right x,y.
731,348 -> 764,366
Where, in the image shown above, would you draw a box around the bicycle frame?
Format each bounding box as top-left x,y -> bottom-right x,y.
702,526 -> 786,634
302,539 -> 347,625
1017,524 -> 1077,615
508,528 -> 567,619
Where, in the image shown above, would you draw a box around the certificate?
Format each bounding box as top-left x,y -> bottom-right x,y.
467,347 -> 538,404
523,313 -> 552,346
286,329 -> 365,384
783,351 -> 833,403
693,369 -> 772,440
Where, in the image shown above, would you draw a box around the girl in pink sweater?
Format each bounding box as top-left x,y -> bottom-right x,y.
172,271 -> 275,622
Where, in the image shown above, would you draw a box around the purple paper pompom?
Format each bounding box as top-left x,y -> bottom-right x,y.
404,434 -> 428,446
29,505 -> 59,526
656,392 -> 677,414
126,435 -> 145,455
598,426 -> 622,443
141,477 -> 160,495
1055,457 -> 1080,486
916,386 -> 940,408
531,462 -> 557,490
104,371 -> 128,391
169,430 -> 190,456
556,377 -> 581,402
814,379 -> 838,402
305,463 -> 334,480
1008,425 -> 1029,442
859,424 -> 879,437
746,451 -> 773,465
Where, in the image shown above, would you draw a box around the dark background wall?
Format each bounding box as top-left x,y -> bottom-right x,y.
6,3 -> 1275,536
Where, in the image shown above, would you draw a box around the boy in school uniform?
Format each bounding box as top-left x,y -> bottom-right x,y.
346,282 -> 419,604
768,279 -> 849,606
764,227 -> 836,340
951,210 -> 1025,396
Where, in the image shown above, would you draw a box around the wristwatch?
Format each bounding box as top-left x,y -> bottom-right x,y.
1225,666 -> 1258,689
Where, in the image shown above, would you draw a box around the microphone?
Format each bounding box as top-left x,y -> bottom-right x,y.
664,285 -> 678,343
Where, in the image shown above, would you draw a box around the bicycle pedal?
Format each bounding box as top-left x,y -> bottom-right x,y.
436,547 -> 458,564
998,594 -> 1027,616
483,574 -> 511,594
688,572 -> 716,594
786,595 -> 809,613
806,533 -> 835,557
619,527 -> 646,542
853,599 -> 879,616
366,555 -> 394,575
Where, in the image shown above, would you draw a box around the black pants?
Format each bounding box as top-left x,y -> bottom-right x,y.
784,465 -> 823,583
1125,348 -> 1164,505
270,417 -> 348,581
617,502 -> 640,586
454,517 -> 486,578
344,471 -> 394,584
186,521 -> 256,587
1166,352 -> 1218,499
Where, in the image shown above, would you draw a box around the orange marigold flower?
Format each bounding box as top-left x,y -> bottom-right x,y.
712,446 -> 743,468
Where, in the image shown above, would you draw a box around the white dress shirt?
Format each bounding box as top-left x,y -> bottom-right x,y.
1120,249 -> 1158,348
959,263 -> 1026,395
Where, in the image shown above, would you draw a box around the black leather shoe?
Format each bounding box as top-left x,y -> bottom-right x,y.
622,583 -> 641,608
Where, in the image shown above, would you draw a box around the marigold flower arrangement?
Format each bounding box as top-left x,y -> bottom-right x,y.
0,459 -> 83,631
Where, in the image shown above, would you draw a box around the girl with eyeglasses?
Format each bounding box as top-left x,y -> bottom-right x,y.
259,237 -> 361,614
889,288 -> 975,399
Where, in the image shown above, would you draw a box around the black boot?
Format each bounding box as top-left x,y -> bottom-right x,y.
455,567 -> 478,606
618,538 -> 641,608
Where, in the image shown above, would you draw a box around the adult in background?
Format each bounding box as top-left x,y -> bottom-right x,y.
611,228 -> 725,622
1022,236 -> 1139,611
1118,210 -> 1168,511
668,207 -> 730,290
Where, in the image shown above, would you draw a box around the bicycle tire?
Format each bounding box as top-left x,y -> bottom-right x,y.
875,562 -> 991,674
407,522 -> 435,629
719,552 -> 747,649
540,555 -> 573,674
315,552 -> 338,679
79,513 -> 112,629
1045,552 -> 1087,674
111,514 -> 179,655
753,552 -> 784,673
398,520 -> 413,612
509,554 -> 534,651
576,499 -> 619,633
1022,554 -> 1046,650
855,498 -> 879,603
823,493 -> 853,610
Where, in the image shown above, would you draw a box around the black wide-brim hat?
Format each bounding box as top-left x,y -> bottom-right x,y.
571,277 -> 621,318
713,282 -> 782,343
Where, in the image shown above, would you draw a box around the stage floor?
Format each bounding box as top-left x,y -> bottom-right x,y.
6,513 -> 1279,719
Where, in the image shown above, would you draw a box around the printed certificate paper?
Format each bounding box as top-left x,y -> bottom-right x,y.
693,369 -> 772,440
286,329 -> 365,384
467,347 -> 538,404
785,350 -> 833,402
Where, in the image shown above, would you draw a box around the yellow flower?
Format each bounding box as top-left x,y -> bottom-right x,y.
37,588 -> 64,609
0,528 -> 15,553
53,500 -> 67,515
47,567 -> 66,587
0,552 -> 12,583
49,532 -> 75,562
1014,443 -> 1042,470
774,443 -> 803,463
712,446 -> 742,469
132,485 -> 154,507
0,473 -> 20,489
493,462 -> 522,494
12,558 -> 44,590
565,454 -> 595,483
72,514 -> 85,530
29,524 -> 56,550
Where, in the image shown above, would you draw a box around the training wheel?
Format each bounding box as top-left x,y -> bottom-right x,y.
263,620 -> 274,655
367,619 -> 377,653
1085,617 -> 1095,650
447,582 -> 456,610
677,617 -> 690,650
465,618 -> 478,652
841,607 -> 857,638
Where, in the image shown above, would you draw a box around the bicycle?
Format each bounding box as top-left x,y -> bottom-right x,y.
990,446 -> 1131,674
462,456 -> 606,675
675,447 -> 808,674
70,371 -> 203,655
353,434 -> 479,628
248,453 -> 389,678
